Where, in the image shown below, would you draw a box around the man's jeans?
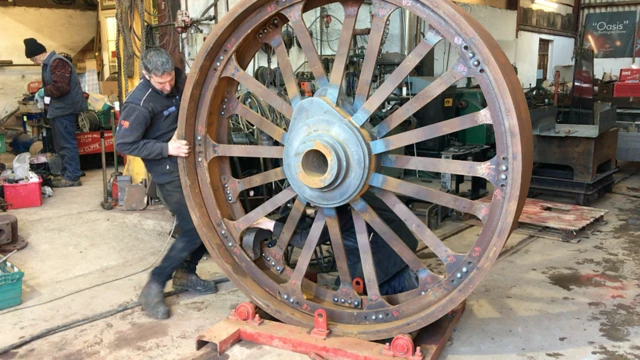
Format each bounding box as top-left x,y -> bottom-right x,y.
51,114 -> 82,181
152,179 -> 207,284
343,231 -> 416,295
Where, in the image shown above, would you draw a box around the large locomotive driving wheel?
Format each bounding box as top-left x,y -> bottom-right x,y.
178,0 -> 532,340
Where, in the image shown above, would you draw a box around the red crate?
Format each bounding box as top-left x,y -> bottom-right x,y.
4,177 -> 43,209
619,68 -> 640,82
614,82 -> 640,97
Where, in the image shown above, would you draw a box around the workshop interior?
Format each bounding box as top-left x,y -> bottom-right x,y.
1,0 -> 640,358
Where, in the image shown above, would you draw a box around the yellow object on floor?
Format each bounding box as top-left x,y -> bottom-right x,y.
122,155 -> 149,184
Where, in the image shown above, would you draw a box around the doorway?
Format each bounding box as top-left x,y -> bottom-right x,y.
538,39 -> 551,80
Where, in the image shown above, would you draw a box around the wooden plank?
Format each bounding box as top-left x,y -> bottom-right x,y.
414,301 -> 466,359
466,219 -> 581,243
479,197 -> 607,232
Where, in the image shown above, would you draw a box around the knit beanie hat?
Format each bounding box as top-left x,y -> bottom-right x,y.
24,38 -> 46,58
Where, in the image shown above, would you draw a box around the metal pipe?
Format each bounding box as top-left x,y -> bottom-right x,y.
0,250 -> 17,265
573,0 -> 581,34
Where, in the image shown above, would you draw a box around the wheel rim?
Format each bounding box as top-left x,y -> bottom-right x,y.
179,0 -> 532,340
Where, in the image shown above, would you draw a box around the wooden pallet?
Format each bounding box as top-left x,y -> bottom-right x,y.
476,198 -> 608,242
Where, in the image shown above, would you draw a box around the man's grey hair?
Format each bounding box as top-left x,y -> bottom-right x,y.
141,48 -> 174,77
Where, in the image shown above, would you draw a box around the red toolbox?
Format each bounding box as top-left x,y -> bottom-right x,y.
3,177 -> 43,209
619,68 -> 640,82
614,82 -> 640,97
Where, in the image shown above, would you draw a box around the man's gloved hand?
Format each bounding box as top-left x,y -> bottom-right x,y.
35,88 -> 45,99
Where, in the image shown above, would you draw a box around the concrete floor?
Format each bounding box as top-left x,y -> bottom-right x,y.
1,165 -> 640,360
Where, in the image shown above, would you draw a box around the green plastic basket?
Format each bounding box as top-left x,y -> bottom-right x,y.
0,261 -> 24,311
95,109 -> 114,129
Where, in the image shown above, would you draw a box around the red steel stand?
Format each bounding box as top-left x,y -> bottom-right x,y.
188,301 -> 466,360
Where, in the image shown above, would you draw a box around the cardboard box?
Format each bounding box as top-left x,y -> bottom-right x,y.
85,59 -> 97,71
99,81 -> 118,98
74,61 -> 86,74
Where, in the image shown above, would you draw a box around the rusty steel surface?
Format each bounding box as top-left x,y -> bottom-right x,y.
194,302 -> 466,359
533,128 -> 618,182
178,0 -> 532,340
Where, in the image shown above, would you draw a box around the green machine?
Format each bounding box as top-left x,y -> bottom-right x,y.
454,85 -> 495,146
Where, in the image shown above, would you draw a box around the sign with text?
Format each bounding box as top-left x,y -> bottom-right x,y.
76,131 -> 114,155
583,11 -> 636,58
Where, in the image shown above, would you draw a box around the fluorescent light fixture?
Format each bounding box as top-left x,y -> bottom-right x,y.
532,4 -> 556,11
588,34 -> 598,54
534,0 -> 559,8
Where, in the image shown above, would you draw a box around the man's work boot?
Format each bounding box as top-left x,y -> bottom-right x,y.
172,268 -> 218,294
51,177 -> 82,188
138,279 -> 170,320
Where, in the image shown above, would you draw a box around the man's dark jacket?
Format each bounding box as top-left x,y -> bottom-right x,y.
116,69 -> 186,184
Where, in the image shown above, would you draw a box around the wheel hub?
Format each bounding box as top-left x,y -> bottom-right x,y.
283,97 -> 371,207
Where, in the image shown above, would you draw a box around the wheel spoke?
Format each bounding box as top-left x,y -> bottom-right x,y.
327,0 -> 363,102
323,207 -> 353,286
351,208 -> 388,309
372,189 -> 463,268
351,198 -> 426,273
381,154 -> 499,186
275,197 -> 308,250
286,211 -> 327,295
369,173 -> 490,222
370,108 -> 492,154
352,28 -> 443,126
270,33 -> 302,106
205,135 -> 284,160
281,3 -> 328,87
225,167 -> 286,200
373,59 -> 471,137
222,57 -> 293,118
234,102 -> 287,143
227,187 -> 297,233
353,0 -> 398,110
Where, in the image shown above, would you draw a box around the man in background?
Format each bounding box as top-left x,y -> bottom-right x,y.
25,38 -> 84,187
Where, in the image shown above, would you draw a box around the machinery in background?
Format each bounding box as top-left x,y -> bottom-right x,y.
526,47 -> 618,206
398,78 -> 495,227
597,68 -> 640,162
15,81 -> 52,153
405,76 -> 458,157
454,85 -> 493,146
525,79 -> 554,109
529,104 -> 617,206
439,85 -> 494,201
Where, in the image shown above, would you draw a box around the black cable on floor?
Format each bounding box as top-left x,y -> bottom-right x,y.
0,218 -> 178,316
0,216 -> 231,355
0,290 -> 185,356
